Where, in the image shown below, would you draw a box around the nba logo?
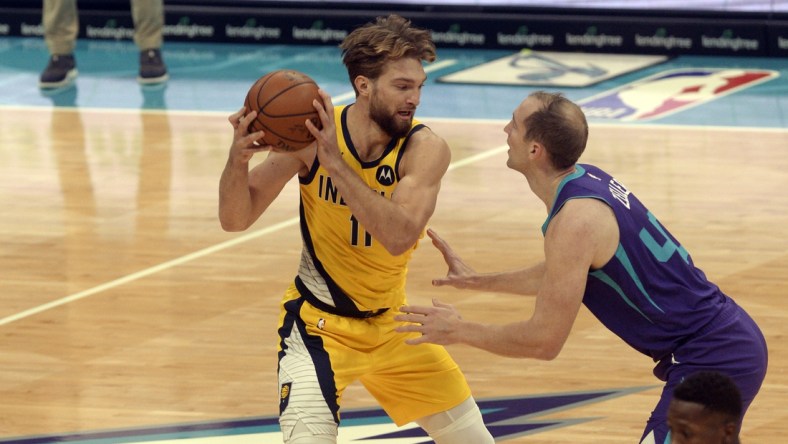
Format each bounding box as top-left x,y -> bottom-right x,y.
579,68 -> 778,121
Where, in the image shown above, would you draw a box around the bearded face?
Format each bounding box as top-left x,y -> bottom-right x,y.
368,83 -> 413,140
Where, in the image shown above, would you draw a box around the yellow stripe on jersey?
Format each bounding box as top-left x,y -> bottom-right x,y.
298,105 -> 424,312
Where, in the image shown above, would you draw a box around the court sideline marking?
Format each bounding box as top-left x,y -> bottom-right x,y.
2,104 -> 786,133
3,110 -> 785,326
0,142 -> 508,327
0,59 -> 465,327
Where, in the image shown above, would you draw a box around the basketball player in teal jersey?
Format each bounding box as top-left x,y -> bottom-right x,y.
396,91 -> 767,443
219,14 -> 493,444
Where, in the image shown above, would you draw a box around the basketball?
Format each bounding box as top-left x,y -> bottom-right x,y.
244,69 -> 322,151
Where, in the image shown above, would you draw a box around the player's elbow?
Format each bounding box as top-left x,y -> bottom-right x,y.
382,232 -> 420,256
383,239 -> 416,256
516,345 -> 560,361
220,221 -> 244,232
534,339 -> 564,361
221,224 -> 243,232
537,346 -> 562,361
218,205 -> 257,232
512,337 -> 563,361
219,215 -> 250,232
378,217 -> 423,255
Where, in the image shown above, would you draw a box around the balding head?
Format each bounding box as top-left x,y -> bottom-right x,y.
521,91 -> 588,170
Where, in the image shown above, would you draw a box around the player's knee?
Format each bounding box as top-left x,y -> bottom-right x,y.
287,433 -> 336,444
416,396 -> 494,444
283,419 -> 337,444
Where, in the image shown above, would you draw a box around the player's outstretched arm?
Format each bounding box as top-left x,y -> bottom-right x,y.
429,229 -> 544,295
219,107 -> 304,231
398,200 -> 607,360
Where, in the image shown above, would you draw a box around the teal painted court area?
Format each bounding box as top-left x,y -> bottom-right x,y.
1,36 -> 788,128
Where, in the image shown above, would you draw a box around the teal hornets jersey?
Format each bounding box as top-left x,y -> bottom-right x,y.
544,164 -> 731,364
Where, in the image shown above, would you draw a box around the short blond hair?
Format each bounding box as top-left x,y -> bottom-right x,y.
340,14 -> 436,95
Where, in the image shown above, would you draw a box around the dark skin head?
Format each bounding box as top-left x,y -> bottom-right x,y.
667,399 -> 740,444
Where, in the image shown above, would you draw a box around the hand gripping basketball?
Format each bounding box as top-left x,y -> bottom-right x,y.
243,70 -> 322,151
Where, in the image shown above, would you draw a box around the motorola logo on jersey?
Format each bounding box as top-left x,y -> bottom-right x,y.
376,165 -> 395,186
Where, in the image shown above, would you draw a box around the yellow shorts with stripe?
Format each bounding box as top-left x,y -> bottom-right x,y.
276,283 -> 472,431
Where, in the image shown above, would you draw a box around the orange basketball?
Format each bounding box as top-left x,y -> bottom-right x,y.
244,70 -> 321,152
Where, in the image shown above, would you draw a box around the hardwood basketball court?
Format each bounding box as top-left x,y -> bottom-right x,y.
1,104 -> 786,442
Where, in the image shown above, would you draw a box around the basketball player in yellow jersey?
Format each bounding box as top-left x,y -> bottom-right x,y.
219,14 -> 493,444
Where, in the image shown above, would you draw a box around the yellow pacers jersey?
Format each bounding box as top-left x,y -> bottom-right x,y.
297,105 -> 425,313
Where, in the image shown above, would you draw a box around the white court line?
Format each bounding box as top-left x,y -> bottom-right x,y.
1,51 -> 779,325
0,219 -> 298,327
0,143 -> 507,328
0,59 -> 459,113
448,144 -> 509,170
0,60 -> 464,326
1,62 -> 464,327
2,105 -> 785,134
